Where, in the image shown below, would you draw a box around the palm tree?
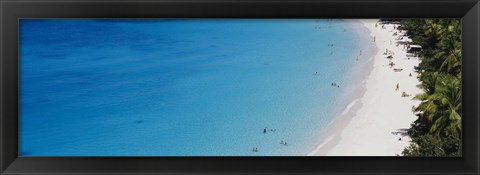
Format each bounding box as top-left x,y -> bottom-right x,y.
438,40 -> 461,76
414,72 -> 440,129
429,20 -> 462,76
416,72 -> 439,95
414,73 -> 462,136
401,19 -> 462,156
430,76 -> 462,136
424,19 -> 446,41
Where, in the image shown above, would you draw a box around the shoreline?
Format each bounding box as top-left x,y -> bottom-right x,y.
308,19 -> 422,156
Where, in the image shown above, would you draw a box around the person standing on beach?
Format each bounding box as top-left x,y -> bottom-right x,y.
396,83 -> 399,91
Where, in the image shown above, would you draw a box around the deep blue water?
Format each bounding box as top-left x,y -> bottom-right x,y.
19,19 -> 374,156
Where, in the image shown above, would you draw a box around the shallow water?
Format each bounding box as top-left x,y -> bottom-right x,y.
19,19 -> 374,156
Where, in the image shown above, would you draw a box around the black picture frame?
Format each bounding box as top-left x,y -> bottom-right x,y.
1,0 -> 479,174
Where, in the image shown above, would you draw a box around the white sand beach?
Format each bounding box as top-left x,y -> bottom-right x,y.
309,19 -> 423,156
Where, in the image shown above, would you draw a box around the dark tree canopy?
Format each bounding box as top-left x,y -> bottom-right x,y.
397,19 -> 462,157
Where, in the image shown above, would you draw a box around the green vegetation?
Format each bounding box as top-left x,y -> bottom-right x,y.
397,19 -> 462,156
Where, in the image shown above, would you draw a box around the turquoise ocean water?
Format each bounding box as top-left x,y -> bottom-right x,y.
19,19 -> 375,156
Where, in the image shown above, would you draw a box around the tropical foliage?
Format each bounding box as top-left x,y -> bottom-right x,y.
397,19 -> 462,156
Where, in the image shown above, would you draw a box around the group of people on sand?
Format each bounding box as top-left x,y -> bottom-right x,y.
331,82 -> 340,88
385,50 -> 401,71
377,23 -> 414,98
376,22 -> 399,30
375,23 -> 385,29
379,22 -> 418,143
385,50 -> 397,69
384,49 -> 394,55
